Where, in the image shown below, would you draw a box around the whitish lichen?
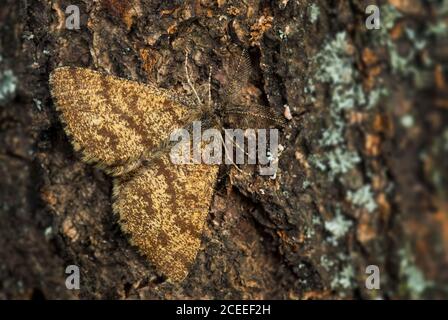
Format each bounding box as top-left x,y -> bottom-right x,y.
426,21 -> 448,36
310,32 -> 365,178
367,87 -> 389,109
376,4 -> 447,85
315,32 -> 355,87
373,5 -> 414,77
44,226 -> 52,239
400,114 -> 414,128
302,179 -> 311,189
311,148 -> 361,177
308,3 -> 320,24
319,122 -> 344,147
0,69 -> 17,104
398,247 -> 432,299
381,4 -> 402,31
324,211 -> 353,240
304,78 -> 316,103
320,255 -> 334,271
424,127 -> 448,195
347,185 -> 377,213
331,265 -> 354,290
327,149 -> 360,176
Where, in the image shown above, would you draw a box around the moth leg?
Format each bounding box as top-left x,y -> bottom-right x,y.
219,131 -> 246,174
184,50 -> 203,106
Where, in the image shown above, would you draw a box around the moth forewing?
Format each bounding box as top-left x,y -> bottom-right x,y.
49,66 -> 194,176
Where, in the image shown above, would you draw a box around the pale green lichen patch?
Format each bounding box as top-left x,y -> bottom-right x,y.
324,211 -> 353,240
331,264 -> 354,290
326,149 -> 360,176
372,5 -> 410,76
426,21 -> 448,36
310,148 -> 361,177
310,32 -> 365,178
308,3 -> 320,24
347,185 -> 377,213
375,3 -> 447,85
367,87 -> 389,109
381,4 -> 402,32
44,226 -> 53,240
0,69 -> 17,104
304,78 -> 316,103
319,121 -> 344,147
320,255 -> 335,271
315,32 -> 355,88
400,114 -> 414,128
278,29 -> 287,40
398,247 -> 432,299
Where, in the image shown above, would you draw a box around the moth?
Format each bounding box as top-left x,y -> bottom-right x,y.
49,49 -> 285,282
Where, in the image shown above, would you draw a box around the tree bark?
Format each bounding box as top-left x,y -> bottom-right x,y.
1,0 -> 447,299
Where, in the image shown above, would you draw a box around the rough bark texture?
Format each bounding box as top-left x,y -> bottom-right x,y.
1,0 -> 447,299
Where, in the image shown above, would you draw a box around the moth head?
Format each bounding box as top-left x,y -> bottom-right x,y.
198,102 -> 221,129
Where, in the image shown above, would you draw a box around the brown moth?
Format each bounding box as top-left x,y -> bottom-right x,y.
49,50 -> 285,282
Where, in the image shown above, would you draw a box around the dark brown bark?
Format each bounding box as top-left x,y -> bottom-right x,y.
1,0 -> 447,299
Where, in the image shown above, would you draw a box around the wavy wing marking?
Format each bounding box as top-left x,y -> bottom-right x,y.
112,154 -> 219,281
50,66 -> 192,175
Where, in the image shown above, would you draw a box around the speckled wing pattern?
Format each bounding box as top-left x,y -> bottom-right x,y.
49,66 -> 218,281
49,67 -> 192,176
113,154 -> 218,281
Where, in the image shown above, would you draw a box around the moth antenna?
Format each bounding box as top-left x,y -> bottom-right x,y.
224,106 -> 287,127
208,66 -> 212,109
184,50 -> 203,105
224,49 -> 252,102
